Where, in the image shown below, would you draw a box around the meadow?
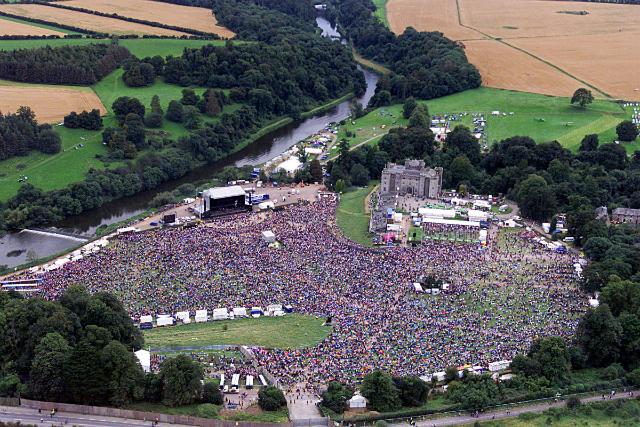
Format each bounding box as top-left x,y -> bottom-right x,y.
143,314 -> 330,349
338,87 -> 637,154
335,184 -> 377,247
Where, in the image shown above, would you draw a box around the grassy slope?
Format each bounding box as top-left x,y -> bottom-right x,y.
338,87 -> 637,154
143,314 -> 330,349
336,184 -> 376,247
372,0 -> 388,27
0,38 -> 228,56
0,15 -> 79,35
126,402 -> 289,422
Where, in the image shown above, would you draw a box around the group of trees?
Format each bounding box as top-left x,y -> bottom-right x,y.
0,43 -> 130,84
0,285 -> 143,406
63,109 -> 103,130
0,107 -> 61,161
322,371 -> 429,414
0,285 -> 227,409
325,0 -> 481,104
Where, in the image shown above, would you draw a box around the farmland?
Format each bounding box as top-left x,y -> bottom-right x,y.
0,79 -> 106,123
0,15 -> 66,36
336,88 -> 637,153
387,0 -> 640,100
0,3 -> 187,36
64,0 -> 234,38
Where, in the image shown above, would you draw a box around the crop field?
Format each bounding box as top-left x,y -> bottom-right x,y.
64,0 -> 234,38
0,79 -> 106,123
338,88 -> 637,153
143,314 -> 330,349
386,0 -> 640,100
0,15 -> 66,36
0,37 -> 228,58
0,4 -> 187,36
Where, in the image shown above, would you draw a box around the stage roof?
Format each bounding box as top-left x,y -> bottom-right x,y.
203,185 -> 246,200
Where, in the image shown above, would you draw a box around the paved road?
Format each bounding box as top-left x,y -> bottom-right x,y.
0,406 -> 189,427
389,391 -> 638,427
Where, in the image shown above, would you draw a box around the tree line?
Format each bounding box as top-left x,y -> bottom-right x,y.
324,0 -> 481,104
64,109 -> 103,131
0,107 -> 61,161
0,43 -> 130,85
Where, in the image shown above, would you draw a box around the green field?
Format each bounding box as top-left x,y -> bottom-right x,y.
336,184 -> 377,246
0,37 -> 228,57
143,314 -> 330,349
126,402 -> 289,422
338,87 -> 638,154
0,15 -> 79,35
0,64 -> 245,201
472,399 -> 640,426
372,0 -> 389,27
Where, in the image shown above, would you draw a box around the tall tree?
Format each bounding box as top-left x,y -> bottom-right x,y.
571,88 -> 594,108
28,333 -> 71,401
159,354 -> 203,406
360,370 -> 401,412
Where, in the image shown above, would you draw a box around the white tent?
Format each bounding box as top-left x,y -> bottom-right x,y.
233,307 -> 247,317
267,304 -> 283,315
213,308 -> 229,321
276,157 -> 302,175
156,315 -> 174,327
413,283 -> 423,293
176,311 -> 191,324
348,393 -> 367,409
135,349 -> 151,373
262,230 -> 276,243
195,309 -> 208,323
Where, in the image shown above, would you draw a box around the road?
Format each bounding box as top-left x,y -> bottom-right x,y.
389,391 -> 638,427
0,405 -> 189,427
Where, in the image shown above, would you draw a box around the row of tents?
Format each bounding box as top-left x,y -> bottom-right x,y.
138,304 -> 294,329
421,360 -> 513,384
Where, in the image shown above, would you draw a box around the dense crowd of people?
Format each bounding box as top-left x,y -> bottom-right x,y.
14,198 -> 587,388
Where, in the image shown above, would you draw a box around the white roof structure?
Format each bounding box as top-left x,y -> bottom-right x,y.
135,350 -> 151,373
348,393 -> 367,409
422,218 -> 480,227
203,186 -> 245,200
262,230 -> 276,243
276,157 -> 302,174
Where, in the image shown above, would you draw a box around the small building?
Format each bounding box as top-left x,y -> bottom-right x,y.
611,208 -> 640,227
348,392 -> 367,410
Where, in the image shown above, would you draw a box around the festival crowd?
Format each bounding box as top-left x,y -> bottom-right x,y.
15,198 -> 587,388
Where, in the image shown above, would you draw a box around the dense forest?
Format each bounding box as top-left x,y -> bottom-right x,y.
0,44 -> 130,85
0,107 -> 61,161
325,0 -> 481,103
0,285 -> 226,408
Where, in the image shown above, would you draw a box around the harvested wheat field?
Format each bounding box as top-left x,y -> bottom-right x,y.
64,0 -> 234,38
463,39 -> 580,97
387,0 -> 640,99
387,0 -> 480,40
0,16 -> 66,36
0,4 -> 187,36
0,83 -> 106,123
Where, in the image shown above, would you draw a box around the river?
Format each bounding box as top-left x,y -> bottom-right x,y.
0,17 -> 379,269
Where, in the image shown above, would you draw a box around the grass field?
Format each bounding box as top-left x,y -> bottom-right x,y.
472,399 -> 640,426
372,0 -> 389,27
0,38 -> 228,58
336,184 -> 377,246
338,87 -> 638,154
143,314 -> 330,349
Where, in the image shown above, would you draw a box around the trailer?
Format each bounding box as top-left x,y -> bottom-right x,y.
259,375 -> 268,387
195,309 -> 208,323
139,315 -> 153,330
231,374 -> 240,393
219,374 -> 225,390
246,375 -> 254,389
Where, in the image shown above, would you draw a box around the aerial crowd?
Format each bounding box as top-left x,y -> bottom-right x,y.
18,198 -> 588,388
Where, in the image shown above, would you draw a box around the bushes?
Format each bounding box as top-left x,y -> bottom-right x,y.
321,382 -> 354,414
202,382 -> 223,404
258,386 -> 286,411
64,109 -> 103,130
122,62 -> 156,87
